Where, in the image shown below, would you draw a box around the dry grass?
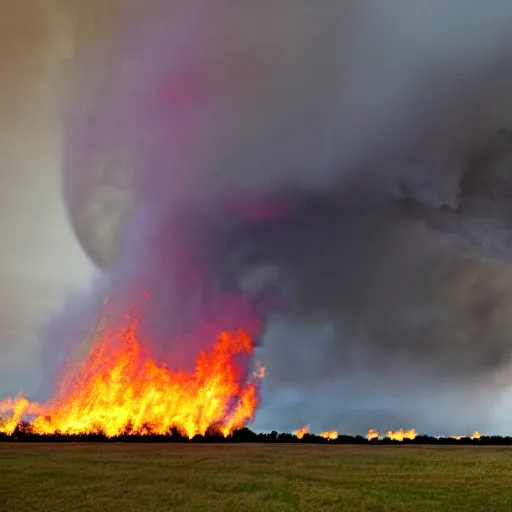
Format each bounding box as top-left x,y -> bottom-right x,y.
1,443 -> 512,511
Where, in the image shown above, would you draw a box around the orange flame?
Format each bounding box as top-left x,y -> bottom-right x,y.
448,431 -> 482,440
293,426 -> 309,439
386,429 -> 417,441
367,428 -> 380,441
320,430 -> 339,440
0,317 -> 262,439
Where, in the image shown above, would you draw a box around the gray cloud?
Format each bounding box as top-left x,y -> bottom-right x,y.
4,0 -> 512,434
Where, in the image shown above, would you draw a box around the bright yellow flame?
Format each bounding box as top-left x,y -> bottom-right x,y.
320,430 -> 339,440
386,429 -> 417,441
293,426 -> 309,439
367,429 -> 380,441
0,397 -> 38,436
0,319 -> 262,439
471,431 -> 482,440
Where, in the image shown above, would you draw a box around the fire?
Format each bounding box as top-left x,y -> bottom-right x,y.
320,430 -> 339,441
0,316 -> 262,439
367,429 -> 380,441
0,397 -> 40,436
448,431 -> 482,440
293,426 -> 309,439
386,429 -> 417,441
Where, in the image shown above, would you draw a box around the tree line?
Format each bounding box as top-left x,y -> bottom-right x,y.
2,424 -> 511,445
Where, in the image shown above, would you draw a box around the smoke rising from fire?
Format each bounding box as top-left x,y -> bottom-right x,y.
4,1 -> 512,434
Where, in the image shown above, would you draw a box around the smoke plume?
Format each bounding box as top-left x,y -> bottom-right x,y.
6,0 -> 512,435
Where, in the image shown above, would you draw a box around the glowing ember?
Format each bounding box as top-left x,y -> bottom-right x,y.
367,429 -> 380,441
293,426 -> 309,439
0,316 -> 262,439
449,435 -> 464,440
386,429 -> 417,441
320,430 -> 339,441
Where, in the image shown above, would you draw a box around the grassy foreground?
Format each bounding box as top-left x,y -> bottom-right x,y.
1,444 -> 512,512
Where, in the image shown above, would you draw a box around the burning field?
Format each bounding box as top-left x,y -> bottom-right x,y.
0,278 -> 499,443
6,4 -> 512,511
0,327 -> 260,439
7,0 -> 512,448
0,291 -> 491,442
0,287 -> 266,439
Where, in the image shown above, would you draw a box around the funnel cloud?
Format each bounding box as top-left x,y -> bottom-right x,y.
4,1 -> 512,436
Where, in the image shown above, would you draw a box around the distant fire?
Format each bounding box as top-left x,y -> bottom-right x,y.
320,430 -> 339,441
367,429 -> 380,441
386,429 -> 417,441
0,298 -> 263,439
367,428 -> 417,441
0,280 -> 487,443
290,427 -> 339,440
450,431 -> 482,441
293,426 -> 309,439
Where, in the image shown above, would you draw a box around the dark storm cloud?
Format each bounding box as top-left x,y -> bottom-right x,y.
5,0 -> 512,433
60,1 -> 512,433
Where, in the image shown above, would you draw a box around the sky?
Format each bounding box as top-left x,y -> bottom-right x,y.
0,1 -> 92,397
0,0 -> 144,396
4,1 -> 512,436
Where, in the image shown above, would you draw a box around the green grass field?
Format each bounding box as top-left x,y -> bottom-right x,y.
1,443 -> 512,512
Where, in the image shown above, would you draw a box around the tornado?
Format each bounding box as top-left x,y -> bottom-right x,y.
51,0 -> 512,435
